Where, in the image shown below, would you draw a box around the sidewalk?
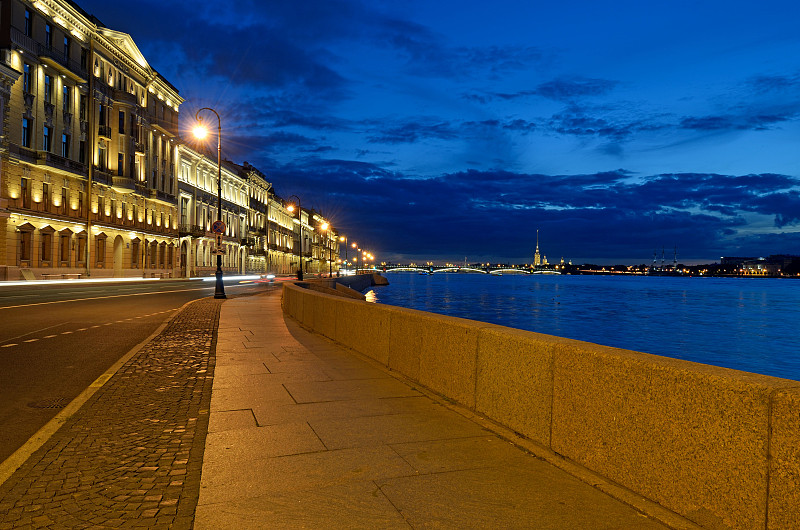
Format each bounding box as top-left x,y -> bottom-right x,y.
195,290 -> 669,529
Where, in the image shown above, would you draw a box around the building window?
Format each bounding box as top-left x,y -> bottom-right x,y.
20,230 -> 32,262
43,126 -> 52,152
60,233 -> 71,263
22,63 -> 31,93
95,236 -> 106,266
79,140 -> 86,164
43,182 -> 50,210
40,231 -> 52,263
22,118 -> 32,148
78,191 -> 84,216
118,111 -> 125,133
63,36 -> 70,60
80,48 -> 88,71
24,9 -> 32,37
45,23 -> 52,49
117,153 -> 124,176
98,195 -> 104,217
44,74 -> 52,104
63,85 -> 71,113
61,187 -> 68,213
98,143 -> 107,170
79,94 -> 86,120
76,234 -> 86,264
61,134 -> 70,158
21,178 -> 31,208
131,239 -> 139,268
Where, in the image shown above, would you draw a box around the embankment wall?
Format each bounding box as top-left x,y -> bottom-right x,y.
281,281 -> 799,530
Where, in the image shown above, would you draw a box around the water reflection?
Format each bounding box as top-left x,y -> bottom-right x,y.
373,273 -> 800,381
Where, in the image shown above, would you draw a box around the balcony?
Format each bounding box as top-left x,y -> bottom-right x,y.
36,42 -> 88,81
113,89 -> 138,107
10,27 -> 36,55
98,125 -> 112,139
240,237 -> 256,248
37,151 -> 87,176
179,224 -> 205,238
111,176 -> 136,194
149,189 -> 176,205
44,102 -> 55,117
134,141 -> 145,153
92,168 -> 112,185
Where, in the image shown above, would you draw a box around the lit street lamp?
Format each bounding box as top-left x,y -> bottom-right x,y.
193,107 -> 226,299
286,195 -> 303,280
318,221 -> 333,277
339,235 -> 348,275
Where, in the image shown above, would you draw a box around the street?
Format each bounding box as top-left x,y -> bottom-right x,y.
0,277 -> 277,462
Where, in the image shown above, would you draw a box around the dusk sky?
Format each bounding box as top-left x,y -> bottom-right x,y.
78,0 -> 800,264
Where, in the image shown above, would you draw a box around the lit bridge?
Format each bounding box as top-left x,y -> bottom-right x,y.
378,266 -> 560,275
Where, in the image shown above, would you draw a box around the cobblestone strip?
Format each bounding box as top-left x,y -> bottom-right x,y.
0,297 -> 223,529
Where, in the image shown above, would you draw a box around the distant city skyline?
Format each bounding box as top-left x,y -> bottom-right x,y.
77,0 -> 800,263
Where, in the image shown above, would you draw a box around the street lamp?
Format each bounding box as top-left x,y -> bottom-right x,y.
319,222 -> 333,277
286,195 -> 303,280
193,107 -> 225,299
339,235 -> 348,275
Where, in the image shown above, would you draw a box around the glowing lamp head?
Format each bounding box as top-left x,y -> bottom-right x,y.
193,124 -> 208,140
320,222 -> 329,231
287,204 -> 296,213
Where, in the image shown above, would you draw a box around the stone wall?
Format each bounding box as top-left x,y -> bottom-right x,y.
282,281 -> 800,530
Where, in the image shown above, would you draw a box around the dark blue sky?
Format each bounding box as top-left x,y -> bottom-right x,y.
79,0 -> 800,264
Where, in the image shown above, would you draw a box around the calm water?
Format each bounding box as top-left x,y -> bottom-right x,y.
370,272 -> 800,381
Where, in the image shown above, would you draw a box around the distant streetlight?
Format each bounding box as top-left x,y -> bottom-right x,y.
193,107 -> 225,299
319,222 -> 333,277
339,235 -> 349,275
286,195 -> 303,279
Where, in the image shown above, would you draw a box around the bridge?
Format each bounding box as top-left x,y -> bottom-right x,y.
377,265 -> 560,275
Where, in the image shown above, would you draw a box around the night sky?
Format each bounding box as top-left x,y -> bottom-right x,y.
77,0 -> 800,264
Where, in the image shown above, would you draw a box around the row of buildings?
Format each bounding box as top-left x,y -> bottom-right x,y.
0,0 -> 339,280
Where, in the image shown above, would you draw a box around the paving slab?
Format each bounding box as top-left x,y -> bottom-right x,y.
196,289 -> 672,529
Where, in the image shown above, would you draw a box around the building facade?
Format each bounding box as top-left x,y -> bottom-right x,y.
0,0 -> 180,279
0,0 -> 340,281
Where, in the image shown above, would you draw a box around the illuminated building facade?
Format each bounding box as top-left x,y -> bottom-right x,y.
0,0 -> 339,280
175,143 -> 252,277
0,0 -> 180,279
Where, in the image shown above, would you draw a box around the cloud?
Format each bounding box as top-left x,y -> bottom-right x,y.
367,120 -> 458,144
679,112 -> 797,132
254,157 -> 800,262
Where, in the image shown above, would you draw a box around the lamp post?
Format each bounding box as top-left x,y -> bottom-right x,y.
352,242 -> 358,274
319,222 -> 333,277
193,107 -> 226,299
286,195 -> 302,280
339,235 -> 348,276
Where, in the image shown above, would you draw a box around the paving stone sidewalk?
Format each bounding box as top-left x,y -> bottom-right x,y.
0,297 -> 223,529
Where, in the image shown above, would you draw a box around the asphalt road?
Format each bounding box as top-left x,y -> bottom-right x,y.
0,277 -> 281,463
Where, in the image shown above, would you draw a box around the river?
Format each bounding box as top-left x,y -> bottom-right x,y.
370,272 -> 800,381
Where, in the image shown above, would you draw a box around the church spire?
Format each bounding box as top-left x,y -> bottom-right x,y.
534,229 -> 541,267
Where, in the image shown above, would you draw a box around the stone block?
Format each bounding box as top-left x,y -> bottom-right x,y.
769,386 -> 800,530
551,343 -> 795,530
312,292 -> 337,340
389,309 -> 481,408
386,308 -> 422,381
476,325 -> 558,446
333,299 -> 391,365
